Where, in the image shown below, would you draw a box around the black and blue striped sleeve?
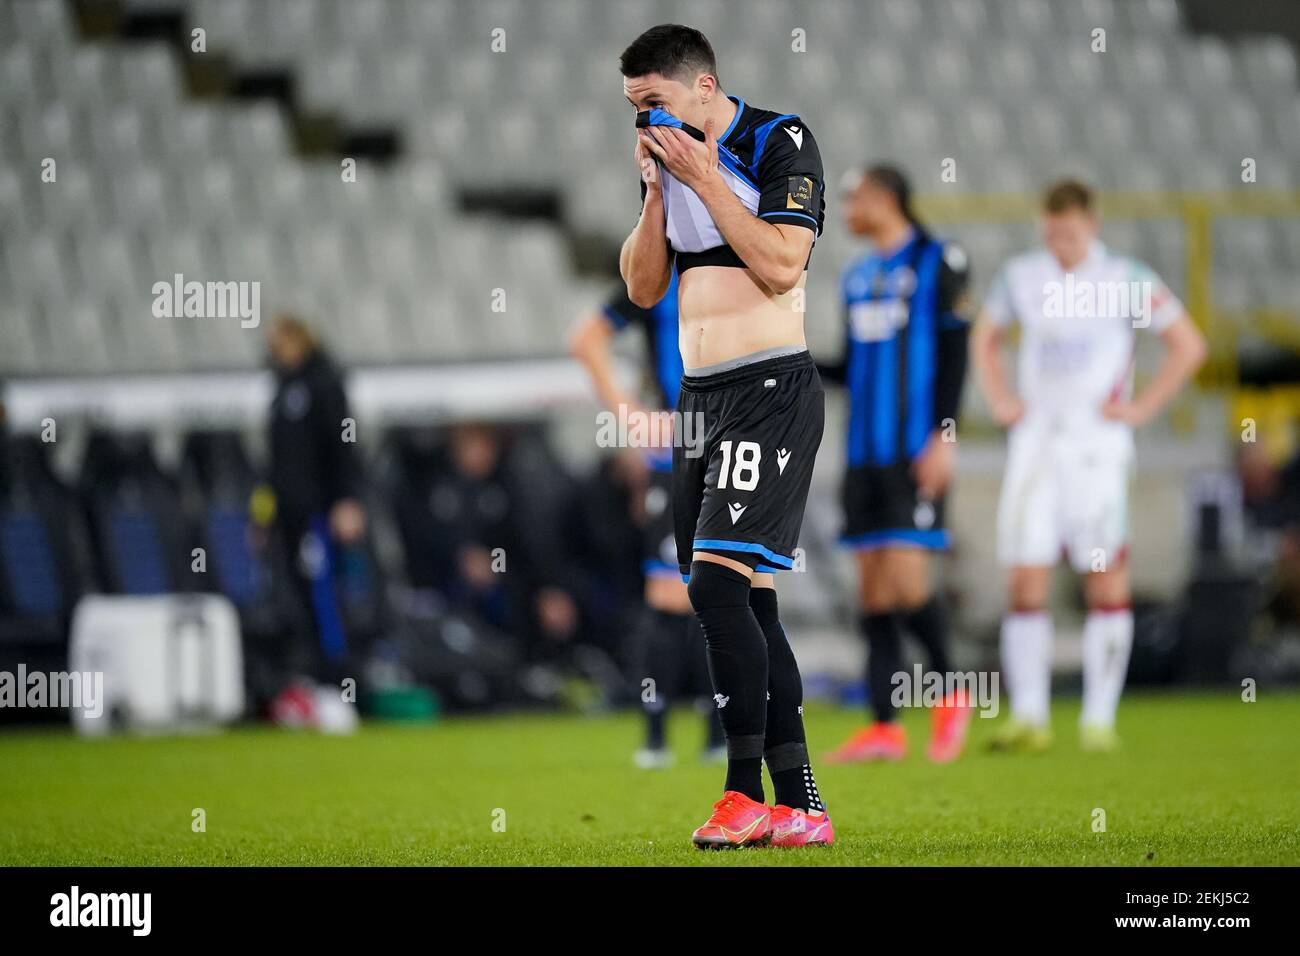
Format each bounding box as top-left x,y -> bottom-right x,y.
754,117 -> 824,235
933,241 -> 972,426
601,290 -> 653,333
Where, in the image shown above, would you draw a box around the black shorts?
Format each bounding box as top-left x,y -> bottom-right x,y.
673,350 -> 824,577
841,461 -> 949,551
642,463 -> 680,579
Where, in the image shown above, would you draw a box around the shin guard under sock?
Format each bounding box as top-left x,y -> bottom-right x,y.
750,587 -> 823,813
861,611 -> 904,724
687,561 -> 767,801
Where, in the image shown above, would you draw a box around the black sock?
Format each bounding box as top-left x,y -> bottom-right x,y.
685,614 -> 726,749
901,597 -> 950,676
705,707 -> 726,749
635,607 -> 685,750
645,709 -> 667,750
861,612 -> 903,724
687,561 -> 767,803
751,587 -> 824,813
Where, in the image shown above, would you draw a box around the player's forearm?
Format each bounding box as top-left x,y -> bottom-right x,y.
696,176 -> 806,294
570,319 -> 635,412
582,353 -> 639,415
619,196 -> 671,308
971,320 -> 1014,407
1131,317 -> 1208,420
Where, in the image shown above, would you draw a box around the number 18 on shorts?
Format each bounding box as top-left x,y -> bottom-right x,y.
671,351 -> 824,578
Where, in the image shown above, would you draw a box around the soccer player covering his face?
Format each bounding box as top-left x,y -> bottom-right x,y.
971,180 -> 1207,752
619,24 -> 832,848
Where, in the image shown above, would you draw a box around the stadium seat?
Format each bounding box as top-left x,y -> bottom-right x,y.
78,432 -> 195,596
0,0 -> 1294,376
0,436 -> 94,647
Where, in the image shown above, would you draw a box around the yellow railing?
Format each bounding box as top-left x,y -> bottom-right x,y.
1232,386 -> 1300,464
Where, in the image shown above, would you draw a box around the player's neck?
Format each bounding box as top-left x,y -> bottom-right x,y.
1054,238 -> 1098,272
709,94 -> 738,141
870,217 -> 914,255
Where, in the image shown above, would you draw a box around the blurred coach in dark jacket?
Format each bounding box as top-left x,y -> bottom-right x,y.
265,314 -> 367,686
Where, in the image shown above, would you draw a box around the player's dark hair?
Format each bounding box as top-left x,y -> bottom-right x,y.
620,24 -> 719,85
865,164 -> 924,233
1043,178 -> 1095,214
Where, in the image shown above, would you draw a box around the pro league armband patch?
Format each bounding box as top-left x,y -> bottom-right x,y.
785,175 -> 818,212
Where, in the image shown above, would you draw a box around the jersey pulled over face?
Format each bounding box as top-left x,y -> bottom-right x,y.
640,96 -> 826,273
984,239 -> 1183,440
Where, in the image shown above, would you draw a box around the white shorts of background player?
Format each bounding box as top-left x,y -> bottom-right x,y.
996,418 -> 1133,573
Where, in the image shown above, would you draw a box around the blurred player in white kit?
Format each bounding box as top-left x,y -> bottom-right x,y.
971,180 -> 1207,751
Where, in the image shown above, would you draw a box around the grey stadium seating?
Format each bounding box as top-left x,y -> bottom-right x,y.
0,0 -> 1296,375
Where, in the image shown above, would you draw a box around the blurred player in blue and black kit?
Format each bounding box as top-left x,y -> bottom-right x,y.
818,166 -> 975,765
570,270 -> 726,768
619,24 -> 832,848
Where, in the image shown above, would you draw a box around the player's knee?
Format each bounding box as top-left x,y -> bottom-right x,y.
1085,570 -> 1130,610
1008,568 -> 1050,612
895,577 -> 930,610
1009,598 -> 1048,614
862,593 -> 897,614
686,560 -> 752,613
860,574 -> 898,613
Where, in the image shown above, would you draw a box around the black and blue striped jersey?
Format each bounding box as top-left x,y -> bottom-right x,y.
602,268 -> 682,411
640,96 -> 825,273
828,229 -> 971,468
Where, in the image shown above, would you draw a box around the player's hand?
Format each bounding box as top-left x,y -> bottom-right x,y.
459,545 -> 496,589
634,136 -> 658,187
1101,398 -> 1151,427
639,119 -> 718,192
990,395 -> 1025,428
329,498 -> 366,544
535,587 -> 579,640
912,431 -> 956,499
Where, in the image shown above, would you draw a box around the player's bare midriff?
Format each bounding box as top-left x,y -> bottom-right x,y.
677,266 -> 808,370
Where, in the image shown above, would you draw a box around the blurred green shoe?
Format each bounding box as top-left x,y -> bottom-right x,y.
988,719 -> 1053,753
1079,723 -> 1121,753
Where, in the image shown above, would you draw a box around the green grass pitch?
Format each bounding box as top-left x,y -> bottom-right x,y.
2,691 -> 1297,866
